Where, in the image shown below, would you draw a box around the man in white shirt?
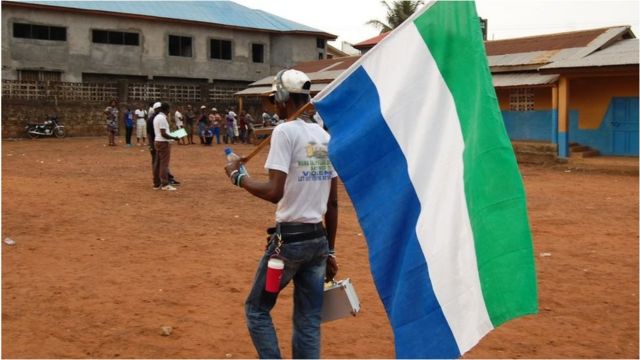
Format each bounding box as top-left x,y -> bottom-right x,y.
224,69 -> 338,359
174,107 -> 185,145
134,106 -> 147,146
154,102 -> 180,191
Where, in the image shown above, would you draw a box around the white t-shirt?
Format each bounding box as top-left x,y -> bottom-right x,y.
265,119 -> 336,223
174,111 -> 183,127
135,109 -> 146,119
153,113 -> 170,142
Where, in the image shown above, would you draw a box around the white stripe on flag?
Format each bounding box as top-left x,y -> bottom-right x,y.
360,20 -> 494,352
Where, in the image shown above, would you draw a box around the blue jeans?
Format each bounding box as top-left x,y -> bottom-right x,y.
245,236 -> 328,359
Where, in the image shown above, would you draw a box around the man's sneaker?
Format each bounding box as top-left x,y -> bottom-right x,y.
161,185 -> 177,191
170,179 -> 181,186
153,185 -> 161,190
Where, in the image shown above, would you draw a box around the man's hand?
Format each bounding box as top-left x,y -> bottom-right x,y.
326,255 -> 338,282
224,159 -> 241,177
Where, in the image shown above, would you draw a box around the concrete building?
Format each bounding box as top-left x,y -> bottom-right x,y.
2,1 -> 336,85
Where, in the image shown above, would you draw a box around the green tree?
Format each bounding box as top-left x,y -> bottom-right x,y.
366,0 -> 425,34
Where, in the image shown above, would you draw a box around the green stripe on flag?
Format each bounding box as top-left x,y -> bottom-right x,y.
413,1 -> 538,326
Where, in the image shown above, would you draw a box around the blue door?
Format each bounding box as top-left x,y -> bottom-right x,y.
611,97 -> 639,156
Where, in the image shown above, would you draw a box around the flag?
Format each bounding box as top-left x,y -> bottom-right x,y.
313,1 -> 538,358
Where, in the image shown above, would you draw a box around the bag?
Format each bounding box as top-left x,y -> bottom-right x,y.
321,278 -> 360,323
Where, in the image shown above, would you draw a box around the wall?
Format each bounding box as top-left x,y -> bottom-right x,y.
270,34 -> 319,72
2,100 -> 110,138
2,6 -> 316,83
496,87 -> 555,142
496,87 -> 553,111
495,76 -> 639,155
502,110 -> 555,141
569,97 -> 639,155
2,95 -> 265,139
569,76 -> 638,129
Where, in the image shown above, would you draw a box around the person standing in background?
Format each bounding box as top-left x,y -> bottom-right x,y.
239,111 -> 247,144
209,107 -> 222,145
185,104 -> 196,145
147,102 -> 180,189
226,110 -> 236,144
135,105 -> 147,146
245,112 -> 256,144
174,106 -> 185,145
123,107 -> 134,147
197,105 -> 208,145
153,102 -> 181,191
104,99 -> 119,147
148,102 -> 155,120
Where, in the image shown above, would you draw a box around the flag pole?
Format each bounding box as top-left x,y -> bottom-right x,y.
242,101 -> 313,163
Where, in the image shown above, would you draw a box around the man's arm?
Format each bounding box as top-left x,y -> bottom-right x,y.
325,177 -> 338,280
225,161 -> 286,204
160,128 -> 179,141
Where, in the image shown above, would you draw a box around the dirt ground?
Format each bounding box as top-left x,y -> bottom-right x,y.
2,137 -> 638,359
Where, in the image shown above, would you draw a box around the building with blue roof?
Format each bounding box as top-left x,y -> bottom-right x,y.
2,1 -> 336,85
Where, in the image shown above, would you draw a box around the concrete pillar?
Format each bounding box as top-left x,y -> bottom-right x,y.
200,84 -> 210,105
238,96 -> 244,115
118,80 -> 129,103
557,76 -> 569,158
551,85 -> 558,145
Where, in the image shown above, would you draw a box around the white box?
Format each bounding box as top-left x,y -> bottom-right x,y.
322,278 -> 360,323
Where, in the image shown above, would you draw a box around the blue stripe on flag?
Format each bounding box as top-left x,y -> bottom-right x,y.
315,67 -> 460,358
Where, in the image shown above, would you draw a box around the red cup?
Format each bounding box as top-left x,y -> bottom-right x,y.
265,258 -> 284,293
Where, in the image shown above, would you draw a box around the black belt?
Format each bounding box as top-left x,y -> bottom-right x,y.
275,222 -> 325,243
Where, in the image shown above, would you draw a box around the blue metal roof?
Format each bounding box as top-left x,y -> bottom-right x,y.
12,1 -> 334,36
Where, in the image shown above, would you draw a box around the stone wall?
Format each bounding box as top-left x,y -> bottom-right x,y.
2,97 -> 262,138
3,99 -> 116,138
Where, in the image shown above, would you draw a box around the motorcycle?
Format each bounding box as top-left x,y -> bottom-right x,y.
25,115 -> 66,138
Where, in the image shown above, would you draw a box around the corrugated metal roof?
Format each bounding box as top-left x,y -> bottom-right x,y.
541,38 -> 639,69
487,26 -> 633,68
492,73 -> 559,88
249,69 -> 344,87
353,32 -> 389,49
485,27 -> 612,56
235,86 -> 271,96
293,56 -> 360,73
488,48 -> 583,67
9,1 -> 334,36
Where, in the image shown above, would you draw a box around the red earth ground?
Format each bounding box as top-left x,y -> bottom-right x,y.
2,137 -> 638,358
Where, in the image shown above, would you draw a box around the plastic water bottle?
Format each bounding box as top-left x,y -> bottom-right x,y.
224,147 -> 248,175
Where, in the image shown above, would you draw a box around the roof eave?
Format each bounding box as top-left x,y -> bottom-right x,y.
490,65 -> 545,73
539,64 -> 639,75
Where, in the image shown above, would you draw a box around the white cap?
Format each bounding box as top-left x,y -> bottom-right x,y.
272,69 -> 311,95
228,111 -> 236,117
200,105 -> 206,109
153,102 -> 162,109
211,107 -> 217,112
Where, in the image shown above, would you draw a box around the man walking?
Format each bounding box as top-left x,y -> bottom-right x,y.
224,69 -> 338,359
